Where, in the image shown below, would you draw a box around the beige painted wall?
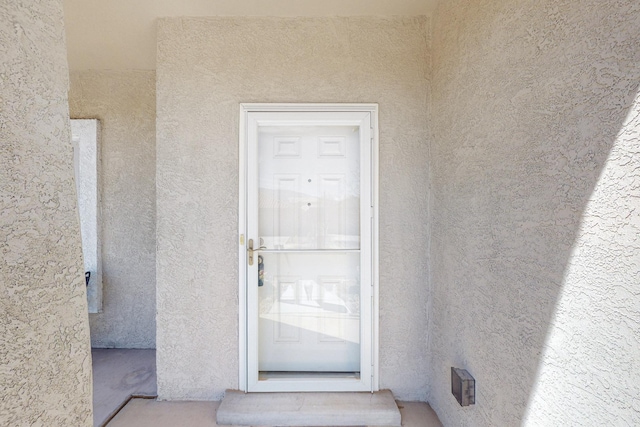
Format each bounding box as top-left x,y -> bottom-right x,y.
156,16 -> 431,400
430,0 -> 640,425
63,0 -> 438,70
0,0 -> 93,425
69,70 -> 157,348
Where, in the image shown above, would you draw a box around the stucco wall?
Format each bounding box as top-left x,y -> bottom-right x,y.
0,0 -> 93,425
156,16 -> 431,400
69,70 -> 157,348
430,0 -> 640,425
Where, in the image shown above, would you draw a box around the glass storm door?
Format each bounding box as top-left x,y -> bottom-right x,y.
244,108 -> 375,392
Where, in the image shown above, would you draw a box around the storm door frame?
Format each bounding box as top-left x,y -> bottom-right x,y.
238,103 -> 380,392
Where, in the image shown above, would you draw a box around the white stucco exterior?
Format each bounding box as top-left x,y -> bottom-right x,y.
430,1 -> 640,425
156,16 -> 431,401
0,0 -> 93,425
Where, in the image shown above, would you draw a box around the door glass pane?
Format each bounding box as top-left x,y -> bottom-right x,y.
257,124 -> 361,374
258,125 -> 360,250
258,252 -> 360,372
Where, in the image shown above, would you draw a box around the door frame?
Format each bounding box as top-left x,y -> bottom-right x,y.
238,103 -> 379,392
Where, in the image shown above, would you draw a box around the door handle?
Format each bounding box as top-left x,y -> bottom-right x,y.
247,239 -> 266,266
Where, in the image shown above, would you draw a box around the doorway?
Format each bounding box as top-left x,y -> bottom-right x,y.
239,104 -> 379,392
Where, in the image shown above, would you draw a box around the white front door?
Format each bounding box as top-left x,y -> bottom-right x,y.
240,105 -> 378,392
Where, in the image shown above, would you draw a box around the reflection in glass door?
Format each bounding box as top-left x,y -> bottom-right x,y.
244,108 -> 376,392
258,125 -> 361,374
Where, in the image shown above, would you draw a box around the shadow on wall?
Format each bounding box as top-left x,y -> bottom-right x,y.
68,70 -> 157,350
430,1 -> 640,425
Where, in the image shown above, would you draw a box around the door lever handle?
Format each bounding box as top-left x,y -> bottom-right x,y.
247,239 -> 267,266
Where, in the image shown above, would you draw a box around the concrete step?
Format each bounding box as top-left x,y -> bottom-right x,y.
216,389 -> 402,426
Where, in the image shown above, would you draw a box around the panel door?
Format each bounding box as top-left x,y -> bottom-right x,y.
257,125 -> 361,372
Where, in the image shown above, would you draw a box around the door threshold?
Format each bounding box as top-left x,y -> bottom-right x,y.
259,371 -> 361,381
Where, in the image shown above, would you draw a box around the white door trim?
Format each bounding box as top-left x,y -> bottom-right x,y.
238,103 -> 379,392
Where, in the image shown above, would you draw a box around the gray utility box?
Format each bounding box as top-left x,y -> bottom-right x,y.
451,367 -> 475,407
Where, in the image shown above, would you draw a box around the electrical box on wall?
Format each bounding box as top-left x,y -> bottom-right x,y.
451,367 -> 475,407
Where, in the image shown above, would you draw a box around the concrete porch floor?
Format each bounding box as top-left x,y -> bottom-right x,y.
94,349 -> 442,427
92,348 -> 157,426
108,399 -> 443,427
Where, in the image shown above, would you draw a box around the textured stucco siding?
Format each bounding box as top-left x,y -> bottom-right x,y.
0,0 -> 93,425
69,70 -> 157,348
430,1 -> 640,425
156,16 -> 431,400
